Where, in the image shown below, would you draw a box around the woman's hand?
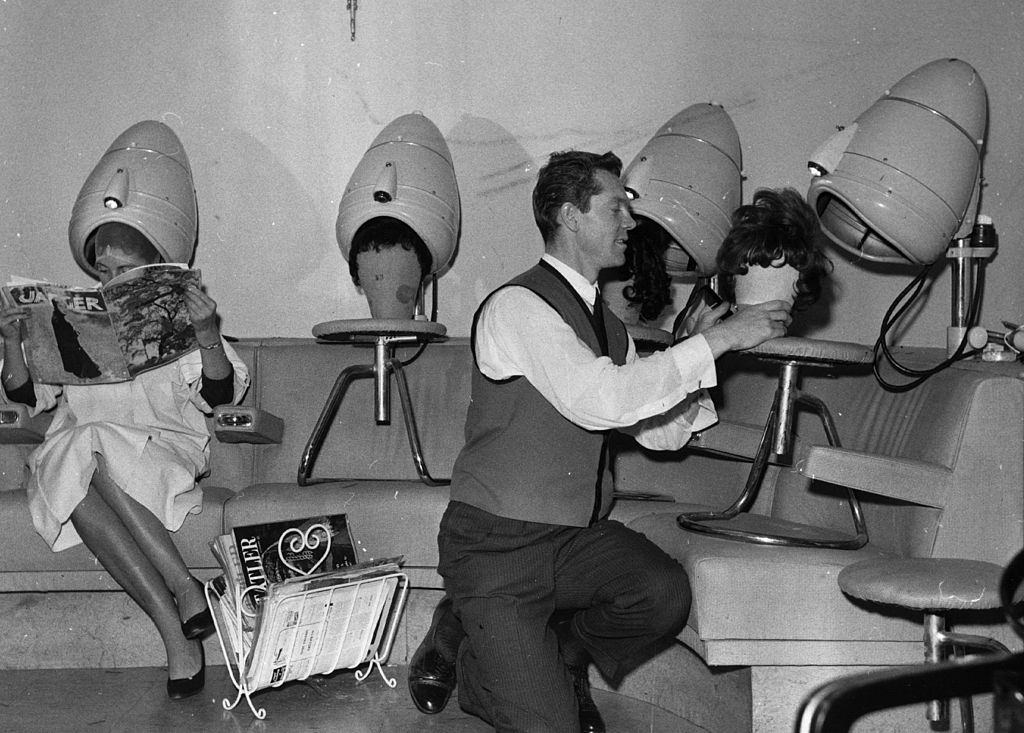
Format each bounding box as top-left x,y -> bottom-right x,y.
0,302 -> 31,392
0,303 -> 27,343
184,284 -> 219,342
184,284 -> 232,381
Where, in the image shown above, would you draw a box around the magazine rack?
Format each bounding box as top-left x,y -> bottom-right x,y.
204,524 -> 409,719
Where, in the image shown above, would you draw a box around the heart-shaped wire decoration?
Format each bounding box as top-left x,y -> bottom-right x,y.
277,523 -> 332,577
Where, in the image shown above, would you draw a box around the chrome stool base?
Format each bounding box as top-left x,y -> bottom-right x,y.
298,319 -> 449,487
677,338 -> 873,549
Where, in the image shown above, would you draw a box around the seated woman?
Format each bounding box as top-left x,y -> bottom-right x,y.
1,119 -> 250,701
0,223 -> 249,700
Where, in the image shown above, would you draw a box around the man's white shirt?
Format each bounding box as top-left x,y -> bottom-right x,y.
474,254 -> 719,450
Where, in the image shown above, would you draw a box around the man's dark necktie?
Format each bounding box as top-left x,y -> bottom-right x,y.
590,288 -> 609,525
591,288 -> 609,356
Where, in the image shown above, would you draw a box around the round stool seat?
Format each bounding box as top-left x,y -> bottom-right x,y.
312,318 -> 447,343
747,337 -> 873,367
838,558 -> 1005,611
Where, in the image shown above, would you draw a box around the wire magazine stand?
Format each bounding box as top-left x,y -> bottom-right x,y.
204,523 -> 409,719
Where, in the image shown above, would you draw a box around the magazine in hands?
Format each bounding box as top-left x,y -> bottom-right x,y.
1,264 -> 200,385
204,512 -> 408,719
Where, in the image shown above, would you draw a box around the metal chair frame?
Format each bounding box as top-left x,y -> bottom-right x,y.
794,651 -> 1024,733
297,333 -> 449,487
677,356 -> 868,549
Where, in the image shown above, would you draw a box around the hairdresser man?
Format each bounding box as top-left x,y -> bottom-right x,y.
428,150 -> 790,732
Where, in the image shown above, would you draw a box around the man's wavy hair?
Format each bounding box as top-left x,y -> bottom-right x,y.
717,187 -> 832,311
532,150 -> 623,244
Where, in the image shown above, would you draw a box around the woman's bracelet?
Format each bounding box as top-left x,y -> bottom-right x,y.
198,340 -> 223,351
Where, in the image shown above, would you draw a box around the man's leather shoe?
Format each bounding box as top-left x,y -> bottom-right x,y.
569,663 -> 606,733
552,614 -> 606,731
408,597 -> 463,714
408,644 -> 456,714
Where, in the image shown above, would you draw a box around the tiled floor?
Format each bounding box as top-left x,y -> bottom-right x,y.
0,664 -> 696,733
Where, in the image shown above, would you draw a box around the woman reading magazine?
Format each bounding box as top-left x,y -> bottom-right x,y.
0,121 -> 250,700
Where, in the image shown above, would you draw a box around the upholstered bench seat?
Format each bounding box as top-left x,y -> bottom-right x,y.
623,507 -> 923,667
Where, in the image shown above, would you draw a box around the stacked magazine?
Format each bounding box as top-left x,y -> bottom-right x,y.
205,512 -> 407,705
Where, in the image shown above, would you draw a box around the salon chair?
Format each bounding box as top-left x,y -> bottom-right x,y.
683,59 -> 992,550
677,336 -> 873,549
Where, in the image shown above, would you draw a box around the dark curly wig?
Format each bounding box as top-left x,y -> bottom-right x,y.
348,217 -> 432,288
717,187 -> 832,311
618,218 -> 674,322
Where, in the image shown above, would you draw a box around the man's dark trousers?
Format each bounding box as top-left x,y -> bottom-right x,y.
438,500 -> 691,732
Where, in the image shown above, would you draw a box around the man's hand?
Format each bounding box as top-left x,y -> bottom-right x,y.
700,299 -> 792,358
675,301 -> 732,341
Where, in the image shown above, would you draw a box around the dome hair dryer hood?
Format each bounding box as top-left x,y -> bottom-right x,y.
336,112 -> 461,278
623,103 -> 743,276
69,120 -> 198,277
807,58 -> 987,265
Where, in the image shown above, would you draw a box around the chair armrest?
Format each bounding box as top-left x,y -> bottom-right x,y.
0,403 -> 50,444
213,406 -> 284,444
800,446 -> 952,507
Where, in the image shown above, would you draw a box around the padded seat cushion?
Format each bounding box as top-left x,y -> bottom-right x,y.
312,318 -> 447,341
626,508 -> 921,643
838,557 -> 1005,611
747,337 -> 874,365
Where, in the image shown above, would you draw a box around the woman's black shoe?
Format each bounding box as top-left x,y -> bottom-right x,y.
181,608 -> 215,640
167,646 -> 206,700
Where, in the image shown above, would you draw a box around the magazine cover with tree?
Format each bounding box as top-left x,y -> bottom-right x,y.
2,264 -> 201,385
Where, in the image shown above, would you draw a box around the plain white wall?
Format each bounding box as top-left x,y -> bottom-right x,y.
2,0 -> 1021,346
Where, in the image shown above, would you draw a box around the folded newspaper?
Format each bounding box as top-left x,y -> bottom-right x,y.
1,264 -> 200,384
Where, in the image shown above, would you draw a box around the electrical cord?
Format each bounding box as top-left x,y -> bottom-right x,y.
394,273 -> 440,369
872,260 -> 983,392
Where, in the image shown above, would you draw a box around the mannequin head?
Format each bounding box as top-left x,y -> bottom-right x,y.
717,188 -> 832,311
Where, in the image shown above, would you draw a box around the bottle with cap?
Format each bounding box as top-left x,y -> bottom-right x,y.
971,214 -> 998,251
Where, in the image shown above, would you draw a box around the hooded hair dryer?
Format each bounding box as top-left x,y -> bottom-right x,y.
69,120 -> 198,278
